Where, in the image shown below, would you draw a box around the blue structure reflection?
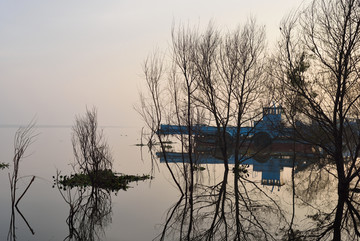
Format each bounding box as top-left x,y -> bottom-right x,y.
157,105 -> 319,190
157,151 -> 316,191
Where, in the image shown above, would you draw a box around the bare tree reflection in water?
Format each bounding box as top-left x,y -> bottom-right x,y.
151,116 -> 360,241
285,161 -> 358,240
55,172 -> 112,241
151,155 -> 289,240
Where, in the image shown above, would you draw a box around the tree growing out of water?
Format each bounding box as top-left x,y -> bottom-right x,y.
8,121 -> 37,240
274,0 -> 360,240
72,108 -> 113,187
139,19 -> 274,240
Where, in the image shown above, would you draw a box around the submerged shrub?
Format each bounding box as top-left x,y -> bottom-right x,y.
0,162 -> 9,170
54,169 -> 152,192
72,108 -> 113,184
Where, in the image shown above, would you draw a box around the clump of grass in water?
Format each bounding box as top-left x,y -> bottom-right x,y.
0,162 -> 9,170
232,164 -> 250,177
53,169 -> 152,192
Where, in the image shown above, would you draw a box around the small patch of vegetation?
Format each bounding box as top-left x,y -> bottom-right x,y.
54,169 -> 152,191
232,165 -> 250,177
0,162 -> 9,170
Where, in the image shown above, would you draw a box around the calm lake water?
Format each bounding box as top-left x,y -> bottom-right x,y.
0,126 -> 338,240
0,127 -> 181,241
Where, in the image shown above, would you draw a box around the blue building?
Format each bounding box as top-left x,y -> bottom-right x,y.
159,105 -> 285,139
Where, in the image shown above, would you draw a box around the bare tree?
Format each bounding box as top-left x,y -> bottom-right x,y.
72,108 -> 113,187
8,121 -> 37,241
275,0 -> 360,240
137,51 -> 186,198
140,19 -> 273,240
226,19 -> 267,240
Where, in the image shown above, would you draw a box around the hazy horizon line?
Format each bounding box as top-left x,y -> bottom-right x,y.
0,124 -> 136,129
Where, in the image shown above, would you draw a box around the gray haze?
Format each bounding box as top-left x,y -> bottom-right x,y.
0,0 -> 306,127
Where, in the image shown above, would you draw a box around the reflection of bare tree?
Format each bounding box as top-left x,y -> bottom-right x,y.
56,176 -> 112,241
155,137 -> 360,240
153,159 -> 287,241
283,160 -> 360,241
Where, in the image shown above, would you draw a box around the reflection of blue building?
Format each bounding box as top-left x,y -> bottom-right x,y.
253,158 -> 285,187
157,152 -> 295,189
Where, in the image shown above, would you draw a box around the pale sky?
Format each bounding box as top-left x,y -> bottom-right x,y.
0,0 -> 307,127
